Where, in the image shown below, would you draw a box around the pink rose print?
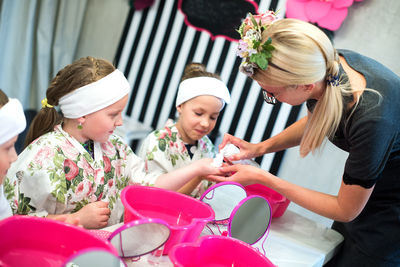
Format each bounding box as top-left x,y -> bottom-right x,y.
101,141 -> 117,158
286,0 -> 364,31
77,157 -> 94,178
169,141 -> 174,148
108,179 -> 113,187
60,143 -> 79,159
111,159 -> 124,178
64,159 -> 79,181
97,192 -> 103,201
165,127 -> 172,137
103,156 -> 111,173
159,132 -> 167,139
33,147 -> 54,166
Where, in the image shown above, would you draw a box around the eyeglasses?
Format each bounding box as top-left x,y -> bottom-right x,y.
262,90 -> 276,105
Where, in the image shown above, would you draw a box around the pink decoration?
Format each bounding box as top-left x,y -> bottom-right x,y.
286,0 -> 364,31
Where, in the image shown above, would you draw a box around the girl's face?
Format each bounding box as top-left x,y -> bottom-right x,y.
80,95 -> 129,143
0,136 -> 18,184
176,95 -> 223,144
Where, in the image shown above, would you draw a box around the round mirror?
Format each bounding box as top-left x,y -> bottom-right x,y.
200,182 -> 247,221
63,249 -> 126,267
229,196 -> 271,245
108,218 -> 170,258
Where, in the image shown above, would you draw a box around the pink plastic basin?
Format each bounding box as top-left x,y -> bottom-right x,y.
245,184 -> 290,218
0,215 -> 118,267
169,235 -> 276,267
121,185 -> 215,254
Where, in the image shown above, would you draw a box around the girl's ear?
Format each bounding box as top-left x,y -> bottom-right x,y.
77,116 -> 85,124
176,105 -> 182,113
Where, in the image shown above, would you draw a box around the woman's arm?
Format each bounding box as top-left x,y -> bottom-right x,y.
219,115 -> 309,161
212,164 -> 373,222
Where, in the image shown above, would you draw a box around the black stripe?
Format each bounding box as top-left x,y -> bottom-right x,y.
269,105 -> 302,174
124,8 -> 149,82
244,90 -> 264,141
215,41 -> 230,75
125,0 -> 165,118
138,2 -> 179,121
228,78 -> 253,134
114,8 -> 135,67
268,0 -> 280,12
151,20 -> 187,128
201,39 -> 216,66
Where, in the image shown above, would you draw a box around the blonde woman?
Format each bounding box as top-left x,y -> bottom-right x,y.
214,12 -> 400,266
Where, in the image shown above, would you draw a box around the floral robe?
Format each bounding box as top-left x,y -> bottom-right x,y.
138,123 -> 216,198
4,125 -> 153,226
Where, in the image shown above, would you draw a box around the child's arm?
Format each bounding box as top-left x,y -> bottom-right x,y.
177,176 -> 203,195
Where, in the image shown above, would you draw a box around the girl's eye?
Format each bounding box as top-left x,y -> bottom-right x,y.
194,112 -> 202,116
210,116 -> 217,121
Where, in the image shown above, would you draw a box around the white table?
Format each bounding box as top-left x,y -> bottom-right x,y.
103,210 -> 343,267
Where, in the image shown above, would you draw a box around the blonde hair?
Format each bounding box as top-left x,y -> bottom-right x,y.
24,56 -> 115,147
253,19 -> 360,157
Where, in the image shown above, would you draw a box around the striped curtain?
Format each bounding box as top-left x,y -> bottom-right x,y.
114,0 -> 302,175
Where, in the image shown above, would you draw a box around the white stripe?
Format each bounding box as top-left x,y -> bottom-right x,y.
192,31 -> 210,63
143,9 -> 185,126
117,12 -> 142,73
156,25 -> 197,128
126,0 -> 160,120
131,1 -> 174,121
206,38 -> 225,74
234,81 -> 261,139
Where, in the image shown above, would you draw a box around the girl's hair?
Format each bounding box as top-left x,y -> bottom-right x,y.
253,19 -> 359,157
181,63 -> 221,81
0,89 -> 9,108
24,56 -> 115,147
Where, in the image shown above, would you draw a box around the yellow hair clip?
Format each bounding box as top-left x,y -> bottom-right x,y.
41,98 -> 54,108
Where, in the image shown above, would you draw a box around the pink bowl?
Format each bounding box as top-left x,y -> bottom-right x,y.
0,215 -> 118,267
245,184 -> 290,218
169,235 -> 276,267
121,185 -> 215,254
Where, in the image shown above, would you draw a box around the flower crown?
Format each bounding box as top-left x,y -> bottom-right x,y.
237,11 -> 278,76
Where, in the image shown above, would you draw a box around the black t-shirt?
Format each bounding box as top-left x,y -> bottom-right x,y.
307,49 -> 400,263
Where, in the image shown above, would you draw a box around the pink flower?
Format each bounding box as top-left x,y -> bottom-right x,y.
64,159 -> 79,181
286,0 -> 363,31
60,143 -> 79,159
33,147 -> 54,166
101,141 -> 116,158
77,157 -> 93,178
244,11 -> 277,26
165,127 -> 172,137
103,156 -> 111,173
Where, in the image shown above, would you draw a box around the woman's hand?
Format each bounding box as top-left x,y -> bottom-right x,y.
218,134 -> 261,161
207,164 -> 268,187
70,201 -> 111,229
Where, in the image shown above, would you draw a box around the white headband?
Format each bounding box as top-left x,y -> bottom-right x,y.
175,77 -> 231,108
59,69 -> 131,118
0,98 -> 26,145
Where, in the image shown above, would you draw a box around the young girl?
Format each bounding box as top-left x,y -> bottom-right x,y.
4,57 -> 221,229
0,90 -> 26,220
139,63 -> 231,197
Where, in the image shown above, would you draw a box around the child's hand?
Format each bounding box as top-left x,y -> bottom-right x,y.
194,158 -> 225,176
71,201 -> 111,229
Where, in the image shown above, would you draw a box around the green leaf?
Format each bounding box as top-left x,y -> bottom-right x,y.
158,139 -> 166,152
171,132 -> 177,142
250,53 -> 268,70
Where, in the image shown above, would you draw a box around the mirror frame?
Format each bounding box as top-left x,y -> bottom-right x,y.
108,218 -> 171,258
199,181 -> 247,222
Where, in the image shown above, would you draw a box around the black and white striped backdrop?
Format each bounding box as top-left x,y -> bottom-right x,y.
114,0 -> 302,175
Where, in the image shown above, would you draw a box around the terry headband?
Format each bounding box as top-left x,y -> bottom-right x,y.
0,98 -> 26,145
59,69 -> 131,118
175,77 -> 231,108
